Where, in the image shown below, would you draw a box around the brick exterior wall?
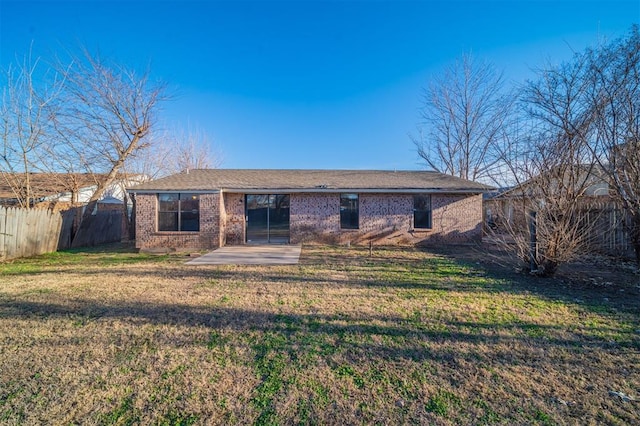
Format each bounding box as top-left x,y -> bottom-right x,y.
216,192 -> 226,247
429,194 -> 483,244
223,193 -> 245,245
289,193 -> 482,245
134,191 -> 483,250
134,192 -> 221,251
290,193 -> 340,243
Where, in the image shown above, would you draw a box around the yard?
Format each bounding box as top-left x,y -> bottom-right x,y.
0,244 -> 638,425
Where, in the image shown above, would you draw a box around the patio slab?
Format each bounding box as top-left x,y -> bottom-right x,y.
186,244 -> 301,265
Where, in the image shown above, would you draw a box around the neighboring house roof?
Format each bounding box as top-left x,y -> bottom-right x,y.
490,164 -> 610,200
128,169 -> 493,194
483,187 -> 514,200
98,195 -> 125,204
0,173 -> 146,203
0,173 -> 97,199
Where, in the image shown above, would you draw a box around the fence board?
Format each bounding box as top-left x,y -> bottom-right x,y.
582,205 -> 633,257
71,211 -> 122,248
58,209 -> 75,250
488,198 -> 635,259
0,206 -> 65,261
5,208 -> 18,259
0,208 -> 5,259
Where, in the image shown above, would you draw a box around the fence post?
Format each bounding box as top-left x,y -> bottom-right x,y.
529,210 -> 538,272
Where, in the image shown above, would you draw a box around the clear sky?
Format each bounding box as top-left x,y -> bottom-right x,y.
1,0 -> 638,170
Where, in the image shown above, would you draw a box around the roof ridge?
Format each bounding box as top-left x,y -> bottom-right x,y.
128,169 -> 493,193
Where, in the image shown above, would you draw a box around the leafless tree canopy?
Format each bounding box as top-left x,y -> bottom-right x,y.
494,137 -> 603,276
0,52 -> 64,208
586,26 -> 640,264
0,44 -> 228,244
125,126 -> 222,179
415,53 -> 513,183
492,25 -> 640,272
0,46 -> 169,246
52,49 -> 166,204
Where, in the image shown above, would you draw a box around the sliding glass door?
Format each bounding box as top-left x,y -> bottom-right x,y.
245,194 -> 290,243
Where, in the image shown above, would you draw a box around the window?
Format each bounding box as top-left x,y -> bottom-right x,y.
158,193 -> 200,231
340,193 -> 359,229
413,194 -> 432,229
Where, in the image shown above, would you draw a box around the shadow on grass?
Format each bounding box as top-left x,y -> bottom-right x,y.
2,244 -> 639,425
422,244 -> 640,316
59,252 -> 639,321
1,297 -> 638,358
2,243 -> 638,321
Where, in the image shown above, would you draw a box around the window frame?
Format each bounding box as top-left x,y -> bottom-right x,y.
413,194 -> 432,230
340,193 -> 359,230
157,193 -> 200,232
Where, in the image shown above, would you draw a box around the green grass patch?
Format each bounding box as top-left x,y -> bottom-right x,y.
0,244 -> 638,424
0,243 -> 177,276
425,390 -> 461,417
99,393 -> 139,425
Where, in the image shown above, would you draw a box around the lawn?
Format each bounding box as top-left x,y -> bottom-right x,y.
0,244 -> 638,425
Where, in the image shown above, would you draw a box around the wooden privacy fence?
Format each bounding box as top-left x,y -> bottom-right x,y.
0,206 -> 62,261
0,206 -> 124,260
582,203 -> 634,258
69,210 -> 123,249
487,197 -> 635,259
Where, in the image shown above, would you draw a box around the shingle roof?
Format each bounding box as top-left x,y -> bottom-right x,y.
128,169 -> 492,193
0,173 -> 145,200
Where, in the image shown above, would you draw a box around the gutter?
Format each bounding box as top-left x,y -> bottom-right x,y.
219,187 -> 493,194
127,189 -> 221,195
128,188 -> 491,195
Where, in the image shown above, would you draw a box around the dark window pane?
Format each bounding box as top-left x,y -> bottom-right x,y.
414,211 -> 432,229
340,194 -> 359,229
413,194 -> 432,229
180,211 -> 200,231
158,211 -> 178,231
159,193 -> 179,212
157,193 -> 200,232
180,193 -> 199,211
247,194 -> 270,209
414,194 -> 431,211
271,195 -> 290,231
179,193 -> 200,231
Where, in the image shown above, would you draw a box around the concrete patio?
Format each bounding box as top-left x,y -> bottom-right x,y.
185,244 -> 302,265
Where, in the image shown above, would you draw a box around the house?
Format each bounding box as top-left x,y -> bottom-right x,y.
484,164 -> 611,229
484,166 -> 633,257
0,172 -> 148,244
0,172 -> 147,211
127,169 -> 492,251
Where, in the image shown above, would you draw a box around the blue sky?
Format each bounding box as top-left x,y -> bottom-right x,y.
1,0 -> 638,170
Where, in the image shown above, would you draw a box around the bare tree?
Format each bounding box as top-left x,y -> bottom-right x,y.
491,53 -> 602,276
415,53 -> 513,183
170,126 -> 222,174
494,135 -> 602,276
492,26 -> 640,272
52,48 -> 167,245
586,25 -> 640,265
0,52 -> 64,208
121,126 -> 220,240
126,125 -> 221,179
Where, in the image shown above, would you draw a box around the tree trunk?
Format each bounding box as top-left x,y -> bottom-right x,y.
129,193 -> 136,241
71,200 -> 98,248
631,213 -> 640,267
71,134 -> 141,247
121,189 -> 135,241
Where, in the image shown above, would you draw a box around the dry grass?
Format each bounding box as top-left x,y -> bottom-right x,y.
0,244 -> 638,425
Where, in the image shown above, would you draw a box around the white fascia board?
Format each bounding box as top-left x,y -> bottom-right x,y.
220,188 -> 488,194
127,189 -> 221,194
